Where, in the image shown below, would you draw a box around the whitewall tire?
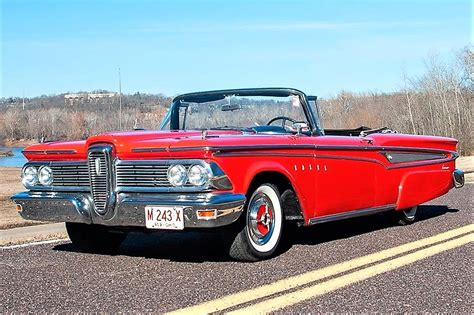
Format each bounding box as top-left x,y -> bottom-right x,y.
228,183 -> 284,261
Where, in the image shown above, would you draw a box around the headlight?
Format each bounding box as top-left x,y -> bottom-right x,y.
167,164 -> 187,186
187,165 -> 210,186
38,166 -> 53,186
22,166 -> 38,187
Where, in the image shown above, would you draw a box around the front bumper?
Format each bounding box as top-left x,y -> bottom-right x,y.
11,191 -> 246,228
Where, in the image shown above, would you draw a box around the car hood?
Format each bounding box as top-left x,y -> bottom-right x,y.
23,129 -> 292,160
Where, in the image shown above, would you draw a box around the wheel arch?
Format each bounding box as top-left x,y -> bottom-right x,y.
246,170 -> 306,225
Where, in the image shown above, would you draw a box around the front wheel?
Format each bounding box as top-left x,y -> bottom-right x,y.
66,222 -> 127,253
228,184 -> 284,261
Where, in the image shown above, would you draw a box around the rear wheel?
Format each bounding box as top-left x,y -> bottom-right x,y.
228,184 -> 284,261
66,222 -> 126,253
395,206 -> 418,225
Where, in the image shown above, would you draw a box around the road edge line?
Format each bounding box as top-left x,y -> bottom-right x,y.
0,238 -> 68,250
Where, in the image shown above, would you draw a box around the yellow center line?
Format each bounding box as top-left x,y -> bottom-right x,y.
166,224 -> 473,315
230,233 -> 473,314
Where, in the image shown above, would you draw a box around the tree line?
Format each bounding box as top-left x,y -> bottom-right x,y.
318,48 -> 472,154
0,48 -> 472,154
0,92 -> 171,145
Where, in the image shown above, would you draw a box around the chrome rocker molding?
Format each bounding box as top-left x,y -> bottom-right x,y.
11,191 -> 246,228
453,169 -> 464,188
309,204 -> 397,225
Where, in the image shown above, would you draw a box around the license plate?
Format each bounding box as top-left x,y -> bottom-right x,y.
144,206 -> 184,230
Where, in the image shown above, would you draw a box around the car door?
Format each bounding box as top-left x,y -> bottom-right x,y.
311,136 -> 378,218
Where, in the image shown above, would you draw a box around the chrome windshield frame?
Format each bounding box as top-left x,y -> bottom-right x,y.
159,88 -> 323,136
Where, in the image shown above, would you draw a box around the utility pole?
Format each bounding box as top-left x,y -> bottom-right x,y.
119,67 -> 122,130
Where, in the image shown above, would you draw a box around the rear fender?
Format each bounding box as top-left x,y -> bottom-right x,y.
396,170 -> 452,210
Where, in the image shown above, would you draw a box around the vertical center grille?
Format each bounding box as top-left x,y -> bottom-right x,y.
88,145 -> 113,214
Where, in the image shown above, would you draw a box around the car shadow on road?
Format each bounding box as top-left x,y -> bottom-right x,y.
53,230 -> 233,263
285,205 -> 459,247
53,204 -> 458,263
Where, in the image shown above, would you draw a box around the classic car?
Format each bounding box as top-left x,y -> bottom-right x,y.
11,88 -> 465,261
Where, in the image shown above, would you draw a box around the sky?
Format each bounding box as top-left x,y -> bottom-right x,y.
0,0 -> 472,98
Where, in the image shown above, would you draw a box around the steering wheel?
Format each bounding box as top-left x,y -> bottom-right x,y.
266,116 -> 298,130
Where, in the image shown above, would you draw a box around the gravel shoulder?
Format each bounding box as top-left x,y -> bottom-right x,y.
0,223 -> 67,246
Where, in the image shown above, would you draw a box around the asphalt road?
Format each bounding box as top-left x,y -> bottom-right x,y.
1,185 -> 473,313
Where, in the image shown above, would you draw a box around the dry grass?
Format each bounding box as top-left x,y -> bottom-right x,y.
456,156 -> 474,183
0,167 -> 22,199
0,167 -> 45,229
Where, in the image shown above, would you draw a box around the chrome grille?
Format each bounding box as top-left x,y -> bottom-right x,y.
116,163 -> 193,187
50,164 -> 89,187
88,146 -> 112,214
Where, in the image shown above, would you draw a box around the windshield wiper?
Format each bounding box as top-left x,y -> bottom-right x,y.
209,126 -> 257,133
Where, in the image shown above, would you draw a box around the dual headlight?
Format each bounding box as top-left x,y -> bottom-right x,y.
22,165 -> 53,187
167,164 -> 210,187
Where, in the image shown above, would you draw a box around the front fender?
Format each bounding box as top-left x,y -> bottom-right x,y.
217,158 -> 310,221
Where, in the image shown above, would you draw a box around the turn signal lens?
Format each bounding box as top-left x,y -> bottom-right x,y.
167,164 -> 187,186
21,166 -> 38,187
197,209 -> 217,220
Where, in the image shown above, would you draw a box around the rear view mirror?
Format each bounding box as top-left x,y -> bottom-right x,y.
294,122 -> 310,135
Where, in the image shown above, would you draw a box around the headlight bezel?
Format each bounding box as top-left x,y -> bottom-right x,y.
20,161 -> 90,192
21,165 -> 39,187
38,166 -> 54,186
167,164 -> 188,187
21,164 -> 55,189
187,164 -> 210,186
165,161 -> 230,189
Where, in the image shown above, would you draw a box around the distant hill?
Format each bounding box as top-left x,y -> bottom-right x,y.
0,91 -> 172,111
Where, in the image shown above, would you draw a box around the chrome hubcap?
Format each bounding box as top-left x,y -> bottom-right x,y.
247,193 -> 275,245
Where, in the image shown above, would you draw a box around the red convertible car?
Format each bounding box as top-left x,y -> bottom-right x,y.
12,88 -> 464,261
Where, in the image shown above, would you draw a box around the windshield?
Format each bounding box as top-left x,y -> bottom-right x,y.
160,94 -> 311,133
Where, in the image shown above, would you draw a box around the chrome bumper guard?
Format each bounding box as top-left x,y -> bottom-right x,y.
452,169 -> 464,188
12,191 -> 246,228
